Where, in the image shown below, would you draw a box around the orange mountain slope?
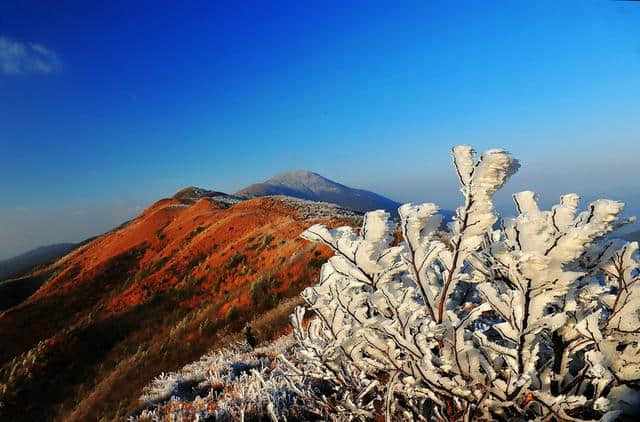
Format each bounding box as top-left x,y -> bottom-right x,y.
0,189 -> 360,421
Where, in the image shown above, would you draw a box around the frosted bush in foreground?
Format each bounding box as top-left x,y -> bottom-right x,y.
282,145 -> 640,421
133,335 -> 298,421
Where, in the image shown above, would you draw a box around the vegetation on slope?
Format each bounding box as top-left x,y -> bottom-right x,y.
0,194 -> 359,421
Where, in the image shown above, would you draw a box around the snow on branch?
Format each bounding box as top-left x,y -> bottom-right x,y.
285,145 -> 640,421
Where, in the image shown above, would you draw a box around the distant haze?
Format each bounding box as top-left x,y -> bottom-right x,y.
1,1 -> 639,259
2,156 -> 638,261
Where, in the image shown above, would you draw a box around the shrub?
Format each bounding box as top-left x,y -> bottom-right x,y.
226,306 -> 239,321
182,273 -> 194,286
135,335 -> 299,421
225,253 -> 245,270
186,254 -> 207,273
152,256 -> 169,272
243,324 -> 257,348
306,258 -> 325,269
281,145 -> 640,421
128,262 -> 154,289
250,275 -> 281,309
244,243 -> 259,251
262,234 -> 274,249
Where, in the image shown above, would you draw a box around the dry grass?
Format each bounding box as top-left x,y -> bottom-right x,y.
0,196 -> 359,421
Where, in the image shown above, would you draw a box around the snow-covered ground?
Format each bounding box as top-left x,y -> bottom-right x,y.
131,334 -> 297,421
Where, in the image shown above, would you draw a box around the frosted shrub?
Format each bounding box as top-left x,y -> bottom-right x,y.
134,335 -> 298,421
282,146 -> 640,421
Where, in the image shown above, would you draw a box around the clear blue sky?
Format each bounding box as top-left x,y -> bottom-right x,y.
1,0 -> 639,259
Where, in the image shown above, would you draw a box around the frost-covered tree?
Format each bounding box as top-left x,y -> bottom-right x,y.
281,146 -> 640,421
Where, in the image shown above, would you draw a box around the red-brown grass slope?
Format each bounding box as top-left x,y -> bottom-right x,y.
0,192 -> 359,421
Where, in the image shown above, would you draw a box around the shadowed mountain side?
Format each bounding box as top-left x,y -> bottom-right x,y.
0,271 -> 55,311
0,243 -> 77,281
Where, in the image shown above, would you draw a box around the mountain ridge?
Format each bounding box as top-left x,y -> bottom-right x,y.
0,243 -> 77,282
0,193 -> 360,421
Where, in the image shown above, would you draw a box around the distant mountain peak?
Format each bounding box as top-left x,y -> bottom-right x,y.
236,170 -> 400,214
263,170 -> 347,195
268,169 -> 323,180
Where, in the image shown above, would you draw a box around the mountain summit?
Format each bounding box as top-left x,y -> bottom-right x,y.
236,170 -> 400,214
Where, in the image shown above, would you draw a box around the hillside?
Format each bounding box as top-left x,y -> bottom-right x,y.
0,243 -> 77,281
236,170 -> 401,214
0,189 -> 361,421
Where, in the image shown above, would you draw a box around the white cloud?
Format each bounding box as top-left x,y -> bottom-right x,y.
0,35 -> 61,75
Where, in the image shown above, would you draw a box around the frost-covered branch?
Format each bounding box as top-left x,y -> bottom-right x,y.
286,145 -> 640,421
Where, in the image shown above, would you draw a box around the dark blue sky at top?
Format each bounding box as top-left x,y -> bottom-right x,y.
0,0 -> 639,259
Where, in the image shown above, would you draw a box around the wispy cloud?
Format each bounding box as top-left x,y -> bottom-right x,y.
0,35 -> 62,75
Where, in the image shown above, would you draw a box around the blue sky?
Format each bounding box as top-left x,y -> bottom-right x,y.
1,0 -> 639,259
